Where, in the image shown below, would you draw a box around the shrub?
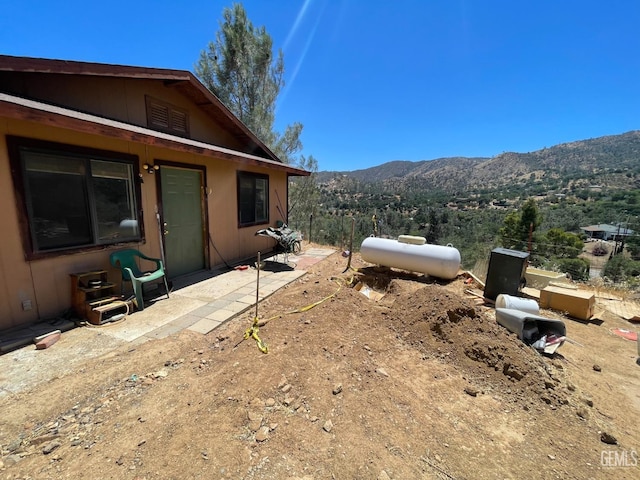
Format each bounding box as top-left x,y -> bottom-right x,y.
603,255 -> 640,283
553,257 -> 591,282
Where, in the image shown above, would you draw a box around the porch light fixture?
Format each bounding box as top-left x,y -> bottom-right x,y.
143,163 -> 159,174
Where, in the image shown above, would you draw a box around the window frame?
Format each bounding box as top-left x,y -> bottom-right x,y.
7,136 -> 144,260
237,171 -> 270,228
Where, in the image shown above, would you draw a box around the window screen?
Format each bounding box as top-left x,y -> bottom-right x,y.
237,172 -> 269,226
14,141 -> 141,253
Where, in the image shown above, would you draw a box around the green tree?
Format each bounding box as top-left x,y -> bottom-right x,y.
520,198 -> 542,239
603,255 -> 640,283
540,228 -> 583,259
499,211 -> 521,249
554,258 -> 590,282
288,154 -> 319,229
499,198 -> 541,250
627,234 -> 640,259
425,209 -> 440,244
195,3 -> 302,164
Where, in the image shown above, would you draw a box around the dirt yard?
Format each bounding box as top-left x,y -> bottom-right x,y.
1,250 -> 639,479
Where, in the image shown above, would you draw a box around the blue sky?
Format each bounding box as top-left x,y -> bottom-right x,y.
1,1 -> 639,171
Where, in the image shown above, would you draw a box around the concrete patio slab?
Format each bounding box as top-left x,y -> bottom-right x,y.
188,318 -> 223,334
205,309 -> 237,322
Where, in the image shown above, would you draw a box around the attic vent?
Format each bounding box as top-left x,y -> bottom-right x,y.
171,109 -> 188,134
149,103 -> 170,128
145,96 -> 190,137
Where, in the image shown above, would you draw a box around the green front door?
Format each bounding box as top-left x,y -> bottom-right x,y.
159,166 -> 205,278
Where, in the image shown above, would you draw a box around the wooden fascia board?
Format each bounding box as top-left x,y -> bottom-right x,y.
0,55 -> 191,81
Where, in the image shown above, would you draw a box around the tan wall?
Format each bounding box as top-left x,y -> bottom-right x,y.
0,118 -> 288,330
0,120 -> 39,327
2,73 -> 245,151
204,158 -> 288,264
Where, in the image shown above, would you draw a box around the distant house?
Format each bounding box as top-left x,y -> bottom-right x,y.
580,224 -> 634,241
491,199 -> 511,208
0,55 -> 308,331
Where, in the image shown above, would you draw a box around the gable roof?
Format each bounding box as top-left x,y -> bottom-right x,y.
580,224 -> 634,236
0,54 -> 283,165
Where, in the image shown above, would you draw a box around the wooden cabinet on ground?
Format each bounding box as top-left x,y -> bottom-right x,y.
70,270 -> 130,325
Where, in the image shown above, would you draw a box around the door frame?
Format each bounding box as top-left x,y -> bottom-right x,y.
154,159 -> 210,277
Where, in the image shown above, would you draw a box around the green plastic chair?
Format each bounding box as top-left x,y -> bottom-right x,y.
109,249 -> 170,310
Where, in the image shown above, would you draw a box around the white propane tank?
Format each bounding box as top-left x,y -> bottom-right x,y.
360,237 -> 461,280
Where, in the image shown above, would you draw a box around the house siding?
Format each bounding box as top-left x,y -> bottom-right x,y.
0,112 -> 288,330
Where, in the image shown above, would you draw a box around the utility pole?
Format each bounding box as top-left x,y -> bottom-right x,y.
620,214 -> 631,253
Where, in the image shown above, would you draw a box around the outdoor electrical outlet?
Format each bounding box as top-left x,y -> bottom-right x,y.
22,299 -> 32,311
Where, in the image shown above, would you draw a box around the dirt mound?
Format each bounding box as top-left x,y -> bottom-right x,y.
388,284 -> 569,408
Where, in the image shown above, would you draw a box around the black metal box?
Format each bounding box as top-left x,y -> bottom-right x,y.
483,248 -> 529,300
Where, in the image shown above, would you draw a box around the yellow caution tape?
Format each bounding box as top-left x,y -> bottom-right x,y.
244,317 -> 268,354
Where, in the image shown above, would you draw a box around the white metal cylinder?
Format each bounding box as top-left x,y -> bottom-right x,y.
495,294 -> 539,314
360,237 -> 461,280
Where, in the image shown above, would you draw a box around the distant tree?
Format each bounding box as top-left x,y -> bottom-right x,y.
499,199 -> 541,250
539,228 -> 583,259
541,203 -> 586,232
499,211 -> 520,248
425,209 -> 440,244
521,198 -> 542,237
499,211 -> 520,249
288,154 -> 319,228
195,2 -> 303,164
413,209 -> 427,226
603,255 -> 640,283
627,234 -> 640,259
554,258 -> 590,282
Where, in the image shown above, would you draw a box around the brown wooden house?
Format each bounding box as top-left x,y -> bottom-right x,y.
0,55 -> 308,331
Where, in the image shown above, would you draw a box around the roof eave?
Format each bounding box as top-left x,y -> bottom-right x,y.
0,93 -> 309,177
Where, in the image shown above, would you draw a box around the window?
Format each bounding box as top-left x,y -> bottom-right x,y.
8,137 -> 142,255
237,172 -> 269,226
145,95 -> 190,137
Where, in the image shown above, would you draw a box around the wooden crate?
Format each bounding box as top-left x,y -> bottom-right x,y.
539,285 -> 595,320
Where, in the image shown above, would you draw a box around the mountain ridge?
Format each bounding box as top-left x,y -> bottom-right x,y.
317,130 -> 640,194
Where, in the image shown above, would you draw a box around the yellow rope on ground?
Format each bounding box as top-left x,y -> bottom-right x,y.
242,276 -> 354,352
260,276 -> 348,324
